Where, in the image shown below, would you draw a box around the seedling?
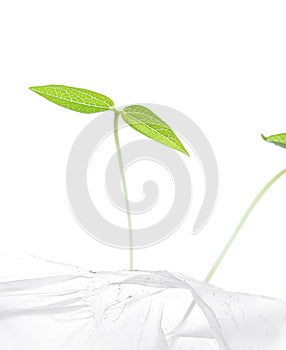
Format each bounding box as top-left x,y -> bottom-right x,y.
29,85 -> 190,270
179,132 -> 286,325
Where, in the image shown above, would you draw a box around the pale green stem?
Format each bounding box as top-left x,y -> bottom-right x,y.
113,110 -> 134,270
179,168 -> 286,325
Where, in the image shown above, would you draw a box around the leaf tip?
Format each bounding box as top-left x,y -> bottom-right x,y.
29,86 -> 39,93
182,148 -> 190,157
261,133 -> 267,141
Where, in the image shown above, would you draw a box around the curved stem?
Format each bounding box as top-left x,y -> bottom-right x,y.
113,110 -> 134,270
180,168 -> 286,324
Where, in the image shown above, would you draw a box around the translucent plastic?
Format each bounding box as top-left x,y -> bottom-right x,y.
0,256 -> 286,349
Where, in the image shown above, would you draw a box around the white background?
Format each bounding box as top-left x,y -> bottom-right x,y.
1,0 -> 286,299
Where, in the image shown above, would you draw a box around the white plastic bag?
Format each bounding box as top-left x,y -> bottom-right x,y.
0,256 -> 286,349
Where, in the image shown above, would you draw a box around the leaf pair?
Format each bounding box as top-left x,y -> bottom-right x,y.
30,85 -> 189,156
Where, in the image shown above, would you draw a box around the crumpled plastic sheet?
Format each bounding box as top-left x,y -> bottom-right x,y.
0,256 -> 286,350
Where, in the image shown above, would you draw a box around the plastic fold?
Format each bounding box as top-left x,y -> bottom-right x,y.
0,256 -> 286,350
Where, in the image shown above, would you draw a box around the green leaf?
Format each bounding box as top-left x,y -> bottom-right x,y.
121,105 -> 189,156
261,133 -> 286,149
29,85 -> 114,113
